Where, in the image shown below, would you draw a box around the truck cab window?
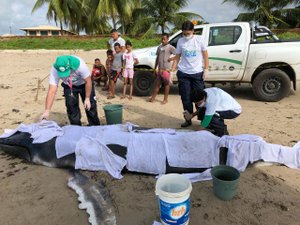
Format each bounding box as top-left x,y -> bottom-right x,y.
209,26 -> 242,46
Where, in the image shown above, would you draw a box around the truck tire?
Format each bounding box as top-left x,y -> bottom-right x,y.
133,70 -> 155,96
252,68 -> 291,102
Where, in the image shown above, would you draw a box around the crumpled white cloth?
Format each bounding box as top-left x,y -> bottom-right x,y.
75,135 -> 127,179
0,120 -> 63,143
156,170 -> 213,183
217,135 -> 300,171
182,170 -> 213,182
261,142 -> 300,169
164,130 -> 220,168
217,134 -> 264,171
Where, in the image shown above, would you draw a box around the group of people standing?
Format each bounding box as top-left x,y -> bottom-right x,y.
40,21 -> 241,137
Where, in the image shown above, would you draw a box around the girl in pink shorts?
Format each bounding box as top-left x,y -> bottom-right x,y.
121,41 -> 139,99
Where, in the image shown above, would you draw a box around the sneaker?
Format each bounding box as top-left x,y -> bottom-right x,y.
181,120 -> 192,128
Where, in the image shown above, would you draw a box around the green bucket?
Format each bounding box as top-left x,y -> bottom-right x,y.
211,165 -> 240,201
103,104 -> 123,125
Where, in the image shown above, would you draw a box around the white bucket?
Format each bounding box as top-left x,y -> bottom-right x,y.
155,174 -> 192,225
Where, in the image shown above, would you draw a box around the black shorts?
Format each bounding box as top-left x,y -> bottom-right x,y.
110,70 -> 120,83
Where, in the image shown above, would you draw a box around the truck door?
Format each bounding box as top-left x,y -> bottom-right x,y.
207,25 -> 248,80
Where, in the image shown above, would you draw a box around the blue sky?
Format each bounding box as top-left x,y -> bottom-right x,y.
0,0 -> 242,35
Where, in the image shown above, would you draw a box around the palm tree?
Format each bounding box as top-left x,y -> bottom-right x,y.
32,0 -> 111,34
93,0 -> 138,34
223,0 -> 300,28
32,0 -> 82,32
129,0 -> 203,37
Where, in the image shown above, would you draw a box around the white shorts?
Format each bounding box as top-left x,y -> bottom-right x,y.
123,68 -> 134,78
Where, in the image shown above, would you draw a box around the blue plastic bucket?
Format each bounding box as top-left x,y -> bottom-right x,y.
155,174 -> 192,225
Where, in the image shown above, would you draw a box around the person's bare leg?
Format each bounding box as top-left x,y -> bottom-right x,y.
121,78 -> 127,99
128,78 -> 133,100
148,79 -> 161,102
107,79 -> 113,97
107,81 -> 115,99
161,83 -> 170,104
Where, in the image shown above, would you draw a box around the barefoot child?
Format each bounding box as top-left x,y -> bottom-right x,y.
104,50 -> 113,91
121,40 -> 139,100
91,58 -> 107,87
107,43 -> 123,99
148,33 -> 176,104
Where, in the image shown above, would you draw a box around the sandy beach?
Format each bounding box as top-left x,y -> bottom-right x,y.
0,50 -> 300,225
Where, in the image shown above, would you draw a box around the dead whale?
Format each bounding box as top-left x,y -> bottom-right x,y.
0,127 -> 227,225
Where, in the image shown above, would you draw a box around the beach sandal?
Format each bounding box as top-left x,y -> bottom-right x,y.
120,95 -> 126,99
128,96 -> 133,100
107,95 -> 115,99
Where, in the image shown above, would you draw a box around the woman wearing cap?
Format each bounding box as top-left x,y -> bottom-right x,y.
41,55 -> 100,126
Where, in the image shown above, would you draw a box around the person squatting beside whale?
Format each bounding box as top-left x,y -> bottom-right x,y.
184,87 -> 242,136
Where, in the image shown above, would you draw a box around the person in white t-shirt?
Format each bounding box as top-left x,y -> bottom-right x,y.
184,87 -> 242,136
107,29 -> 126,53
171,21 -> 209,128
121,40 -> 139,100
40,55 -> 100,126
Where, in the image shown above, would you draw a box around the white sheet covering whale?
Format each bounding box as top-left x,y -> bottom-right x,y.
1,121 -> 300,180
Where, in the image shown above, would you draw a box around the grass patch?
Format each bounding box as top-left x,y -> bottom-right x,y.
0,32 -> 298,50
0,36 -> 161,50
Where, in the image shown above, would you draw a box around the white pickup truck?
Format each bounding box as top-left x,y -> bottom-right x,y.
133,22 -> 300,101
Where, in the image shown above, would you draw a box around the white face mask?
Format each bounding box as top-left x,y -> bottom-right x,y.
184,35 -> 193,40
196,101 -> 205,108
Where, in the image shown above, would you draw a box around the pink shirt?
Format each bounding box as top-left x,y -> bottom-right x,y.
122,51 -> 138,69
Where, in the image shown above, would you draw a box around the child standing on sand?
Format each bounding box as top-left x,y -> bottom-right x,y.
148,33 -> 176,104
121,40 -> 139,100
103,49 -> 113,91
107,43 -> 123,99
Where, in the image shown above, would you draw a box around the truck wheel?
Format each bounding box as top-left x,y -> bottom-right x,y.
133,70 -> 155,96
252,68 -> 291,102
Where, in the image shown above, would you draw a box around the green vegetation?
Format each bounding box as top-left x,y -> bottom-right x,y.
0,32 -> 298,50
223,0 -> 300,28
0,36 -> 161,50
32,0 -> 203,36
276,32 -> 300,40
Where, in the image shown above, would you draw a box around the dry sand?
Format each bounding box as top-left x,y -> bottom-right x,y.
0,50 -> 300,225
